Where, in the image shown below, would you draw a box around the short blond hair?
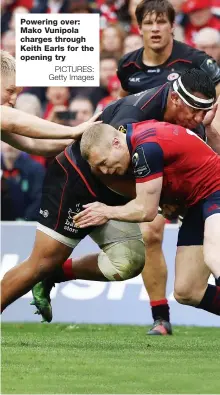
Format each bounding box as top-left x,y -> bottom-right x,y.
1,50 -> 16,75
80,123 -> 118,160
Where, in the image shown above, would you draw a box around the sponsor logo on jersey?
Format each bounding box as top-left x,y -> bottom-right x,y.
132,152 -> 139,167
39,208 -> 49,218
118,125 -> 127,134
147,68 -> 160,73
129,77 -> 141,82
132,147 -> 151,178
64,205 -> 81,233
207,204 -> 220,213
167,72 -> 179,81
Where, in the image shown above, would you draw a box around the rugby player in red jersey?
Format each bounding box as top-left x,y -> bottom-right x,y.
117,0 -> 220,333
74,118 -> 220,316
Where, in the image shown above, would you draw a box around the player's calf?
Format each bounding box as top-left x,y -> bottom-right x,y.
139,217 -> 171,335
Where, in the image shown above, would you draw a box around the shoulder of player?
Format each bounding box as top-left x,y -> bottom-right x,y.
170,40 -> 209,66
118,47 -> 143,70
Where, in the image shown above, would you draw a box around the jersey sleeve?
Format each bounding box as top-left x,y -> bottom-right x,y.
191,50 -> 220,85
132,142 -> 164,183
110,106 -> 147,129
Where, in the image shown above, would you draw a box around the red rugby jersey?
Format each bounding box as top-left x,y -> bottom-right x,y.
126,120 -> 220,207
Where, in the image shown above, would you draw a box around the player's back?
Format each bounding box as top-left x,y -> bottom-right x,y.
131,120 -> 220,206
100,84 -> 169,128
156,122 -> 220,206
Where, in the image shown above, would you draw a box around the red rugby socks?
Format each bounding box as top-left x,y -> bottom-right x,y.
62,258 -> 76,280
48,259 -> 76,283
150,299 -> 170,322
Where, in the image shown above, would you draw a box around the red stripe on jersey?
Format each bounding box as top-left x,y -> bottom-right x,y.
166,59 -> 192,67
141,83 -> 168,110
123,61 -> 142,69
135,132 -> 156,146
64,149 -> 97,197
136,172 -> 163,183
54,157 -> 69,231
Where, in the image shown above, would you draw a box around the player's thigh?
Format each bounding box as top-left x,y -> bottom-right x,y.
90,219 -> 142,247
36,153 -> 94,269
204,214 -> 220,261
175,245 -> 210,297
91,221 -> 145,281
139,214 -> 165,246
175,203 -> 210,300
202,191 -> 220,271
27,229 -> 74,275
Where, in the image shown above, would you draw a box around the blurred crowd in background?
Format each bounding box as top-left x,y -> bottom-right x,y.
1,0 -> 220,221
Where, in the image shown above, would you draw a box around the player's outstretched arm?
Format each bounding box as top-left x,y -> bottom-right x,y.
74,177 -> 163,228
1,130 -> 72,156
1,106 -> 102,140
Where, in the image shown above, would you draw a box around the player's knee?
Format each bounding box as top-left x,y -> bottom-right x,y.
203,248 -> 217,269
174,283 -> 201,306
140,220 -> 164,247
98,239 -> 145,281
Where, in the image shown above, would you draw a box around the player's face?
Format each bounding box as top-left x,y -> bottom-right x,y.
88,140 -> 130,176
1,72 -> 23,106
173,92 -> 208,129
140,12 -> 174,51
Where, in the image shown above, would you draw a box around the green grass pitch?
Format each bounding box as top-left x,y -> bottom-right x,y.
1,323 -> 220,394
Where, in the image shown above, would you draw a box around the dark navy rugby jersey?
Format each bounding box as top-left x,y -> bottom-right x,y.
117,40 -> 220,93
100,83 -> 206,140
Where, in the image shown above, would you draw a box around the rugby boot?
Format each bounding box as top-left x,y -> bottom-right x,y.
31,279 -> 54,323
147,319 -> 172,335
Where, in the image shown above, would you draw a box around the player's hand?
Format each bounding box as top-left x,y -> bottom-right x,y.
203,103 -> 218,127
71,111 -> 103,140
73,202 -> 110,228
161,204 -> 184,220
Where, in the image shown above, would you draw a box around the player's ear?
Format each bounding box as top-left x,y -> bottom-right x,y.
112,137 -> 121,148
170,23 -> 175,35
170,91 -> 180,107
138,23 -> 143,36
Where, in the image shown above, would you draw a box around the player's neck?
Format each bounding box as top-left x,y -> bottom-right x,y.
142,40 -> 173,67
164,91 -> 176,123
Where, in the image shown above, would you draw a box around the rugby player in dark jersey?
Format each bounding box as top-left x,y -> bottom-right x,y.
0,52 -> 145,319
116,0 -> 220,335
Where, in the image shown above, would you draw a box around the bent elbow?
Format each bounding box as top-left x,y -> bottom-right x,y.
142,209 -> 158,222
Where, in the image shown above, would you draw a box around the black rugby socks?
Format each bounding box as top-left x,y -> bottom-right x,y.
197,284 -> 220,315
151,299 -> 170,322
215,277 -> 220,286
